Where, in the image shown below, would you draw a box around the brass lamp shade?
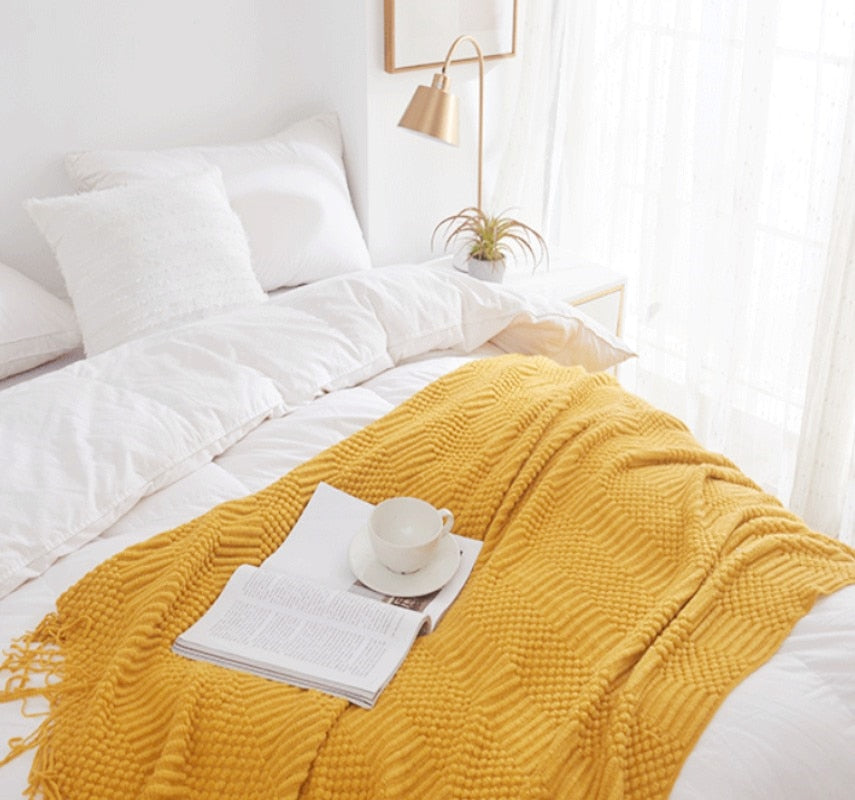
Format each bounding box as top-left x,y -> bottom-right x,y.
398,73 -> 459,146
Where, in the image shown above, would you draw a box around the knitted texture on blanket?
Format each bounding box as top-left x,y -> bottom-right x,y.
3,355 -> 855,800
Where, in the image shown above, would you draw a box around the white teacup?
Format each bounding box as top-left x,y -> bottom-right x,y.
369,497 -> 454,574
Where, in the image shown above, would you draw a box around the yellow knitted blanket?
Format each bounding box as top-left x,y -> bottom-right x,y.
3,355 -> 855,800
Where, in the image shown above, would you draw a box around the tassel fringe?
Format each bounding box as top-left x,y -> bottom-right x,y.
1,613 -> 67,798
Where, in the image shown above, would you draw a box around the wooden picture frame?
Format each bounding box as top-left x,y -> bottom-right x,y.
384,0 -> 517,74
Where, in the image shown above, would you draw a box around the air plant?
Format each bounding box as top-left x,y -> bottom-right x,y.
432,207 -> 548,272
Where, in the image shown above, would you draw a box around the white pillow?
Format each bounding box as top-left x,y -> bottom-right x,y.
0,262 -> 82,379
65,113 -> 372,291
27,169 -> 266,356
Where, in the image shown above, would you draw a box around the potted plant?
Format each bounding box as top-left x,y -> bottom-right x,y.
432,207 -> 548,282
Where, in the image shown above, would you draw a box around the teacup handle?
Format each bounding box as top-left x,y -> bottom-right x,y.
437,508 -> 454,537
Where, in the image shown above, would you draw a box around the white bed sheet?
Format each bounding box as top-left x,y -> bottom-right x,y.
1,268 -> 853,798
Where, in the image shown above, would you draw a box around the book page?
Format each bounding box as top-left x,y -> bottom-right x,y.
263,482 -> 482,631
262,482 -> 372,587
174,565 -> 425,706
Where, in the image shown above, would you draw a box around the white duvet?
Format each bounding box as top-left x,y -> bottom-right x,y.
1,265 -> 853,799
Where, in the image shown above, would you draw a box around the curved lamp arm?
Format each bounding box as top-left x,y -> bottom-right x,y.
440,35 -> 485,211
398,34 -> 486,211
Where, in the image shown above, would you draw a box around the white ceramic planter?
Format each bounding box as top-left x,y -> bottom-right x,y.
467,258 -> 506,283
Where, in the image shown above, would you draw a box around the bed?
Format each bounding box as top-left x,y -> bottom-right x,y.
2,113 -> 854,800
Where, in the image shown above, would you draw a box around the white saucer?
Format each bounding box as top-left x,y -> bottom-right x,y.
348,528 -> 461,598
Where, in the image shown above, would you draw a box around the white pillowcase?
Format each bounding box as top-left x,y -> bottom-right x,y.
0,262 -> 82,380
27,169 -> 266,356
65,113 -> 372,291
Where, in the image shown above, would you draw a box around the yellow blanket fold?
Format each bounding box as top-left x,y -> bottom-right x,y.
3,355 -> 855,800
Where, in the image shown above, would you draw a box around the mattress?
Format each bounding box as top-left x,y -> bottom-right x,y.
1,265 -> 853,798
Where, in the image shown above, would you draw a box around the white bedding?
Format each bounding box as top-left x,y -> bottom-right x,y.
1,265 -> 853,799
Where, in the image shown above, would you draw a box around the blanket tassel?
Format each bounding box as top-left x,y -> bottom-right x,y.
0,612 -> 71,800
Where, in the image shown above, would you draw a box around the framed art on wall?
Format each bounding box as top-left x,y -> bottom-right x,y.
384,0 -> 517,73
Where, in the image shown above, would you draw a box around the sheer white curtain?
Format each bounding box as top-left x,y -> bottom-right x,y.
494,0 -> 855,543
791,91 -> 855,538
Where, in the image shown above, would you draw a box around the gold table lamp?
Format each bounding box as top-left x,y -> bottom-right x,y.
398,34 -> 485,210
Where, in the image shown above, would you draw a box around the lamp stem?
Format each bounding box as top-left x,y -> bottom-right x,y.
441,35 -> 485,211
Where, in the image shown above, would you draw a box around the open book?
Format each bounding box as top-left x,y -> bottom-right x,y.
173,483 -> 481,708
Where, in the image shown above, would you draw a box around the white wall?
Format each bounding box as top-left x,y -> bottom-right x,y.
253,0 -> 523,268
0,0 -> 303,294
0,0 -> 523,294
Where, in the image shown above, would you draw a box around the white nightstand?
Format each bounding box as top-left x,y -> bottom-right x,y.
502,260 -> 626,338
431,255 -> 627,338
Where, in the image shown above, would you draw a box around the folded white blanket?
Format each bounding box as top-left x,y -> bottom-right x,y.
0,264 -> 632,598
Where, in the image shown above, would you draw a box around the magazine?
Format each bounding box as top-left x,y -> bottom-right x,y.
173,483 -> 481,708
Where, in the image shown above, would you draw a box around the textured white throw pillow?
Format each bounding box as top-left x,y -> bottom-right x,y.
27,169 -> 266,356
65,113 -> 372,291
0,261 -> 81,379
